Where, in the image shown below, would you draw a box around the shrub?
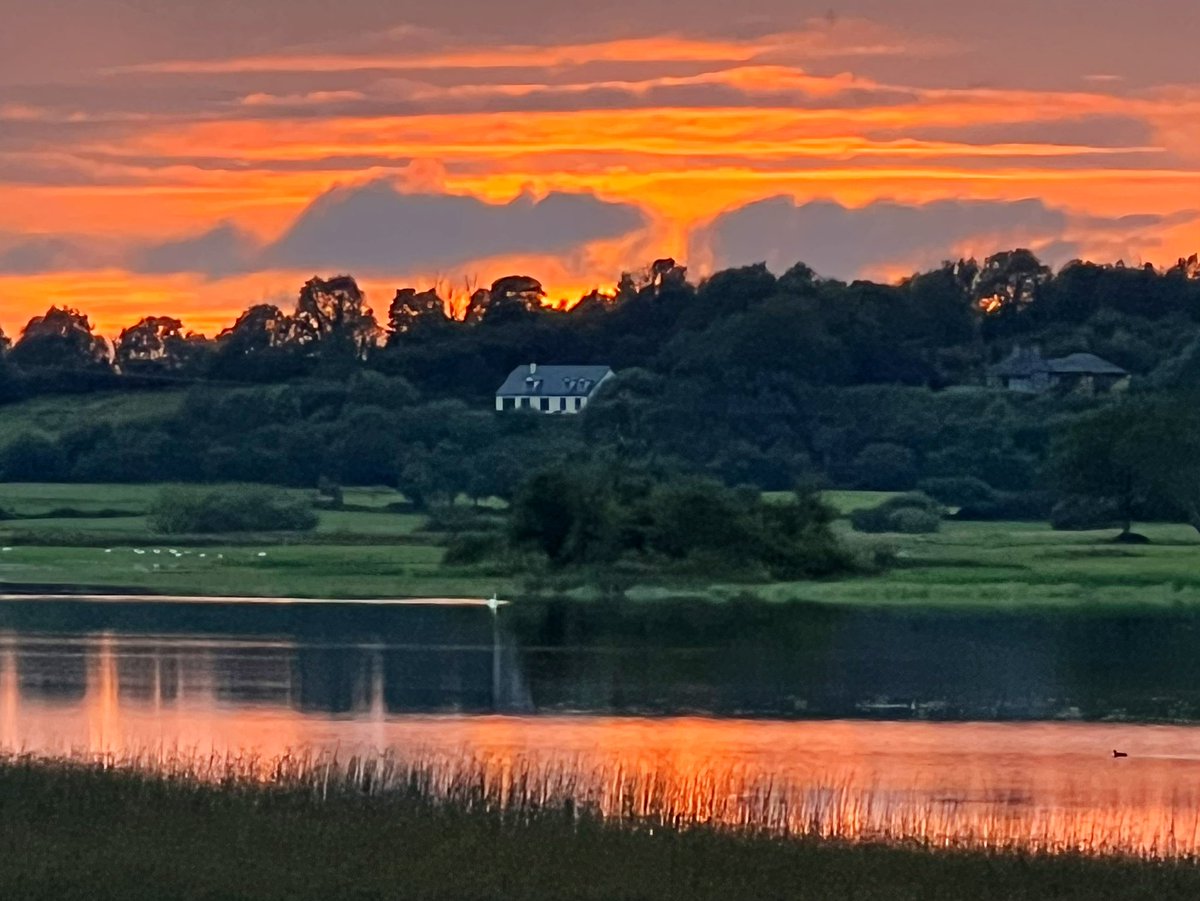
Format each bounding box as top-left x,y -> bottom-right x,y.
150,485 -> 318,534
1050,495 -> 1123,531
917,476 -> 996,509
850,493 -> 943,534
443,533 -> 506,565
886,507 -> 943,534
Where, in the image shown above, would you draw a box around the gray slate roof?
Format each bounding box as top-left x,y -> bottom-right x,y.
496,364 -> 613,397
989,348 -> 1127,377
1047,353 -> 1128,375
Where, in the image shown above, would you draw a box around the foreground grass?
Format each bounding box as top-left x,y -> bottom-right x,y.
0,760 -> 1196,901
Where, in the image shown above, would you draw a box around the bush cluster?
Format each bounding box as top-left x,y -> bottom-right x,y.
850,493 -> 943,534
149,485 -> 318,534
507,467 -> 852,579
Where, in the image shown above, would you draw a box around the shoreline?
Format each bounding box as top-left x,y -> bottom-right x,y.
0,586 -> 505,606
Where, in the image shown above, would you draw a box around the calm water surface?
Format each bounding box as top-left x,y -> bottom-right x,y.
3,596 -> 1200,854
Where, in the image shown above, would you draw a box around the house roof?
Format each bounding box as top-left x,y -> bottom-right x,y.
496,364 -> 613,397
1046,353 -> 1128,375
988,348 -> 1127,378
988,348 -> 1048,377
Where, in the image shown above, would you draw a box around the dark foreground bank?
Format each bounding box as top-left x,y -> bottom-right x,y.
0,762 -> 1197,901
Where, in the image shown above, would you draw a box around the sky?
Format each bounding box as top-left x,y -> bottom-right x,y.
5,0 -> 1200,335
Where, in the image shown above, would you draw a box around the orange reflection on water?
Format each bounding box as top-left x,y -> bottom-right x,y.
2,634 -> 1200,856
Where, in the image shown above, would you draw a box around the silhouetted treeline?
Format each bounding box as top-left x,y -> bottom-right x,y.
5,251 -> 1200,501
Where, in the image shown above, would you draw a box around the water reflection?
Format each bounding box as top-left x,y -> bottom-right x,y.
1,625 -> 1200,855
6,598 -> 1200,855
0,632 -> 530,719
7,597 -> 1200,720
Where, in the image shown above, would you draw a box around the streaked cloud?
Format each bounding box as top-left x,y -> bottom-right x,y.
111,19 -> 944,75
4,1 -> 1200,333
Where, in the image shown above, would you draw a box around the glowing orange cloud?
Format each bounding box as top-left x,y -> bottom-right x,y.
4,23 -> 1200,336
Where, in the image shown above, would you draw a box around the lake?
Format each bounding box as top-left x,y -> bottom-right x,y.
2,595 -> 1200,855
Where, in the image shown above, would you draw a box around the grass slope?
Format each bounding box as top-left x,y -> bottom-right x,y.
0,392 -> 184,447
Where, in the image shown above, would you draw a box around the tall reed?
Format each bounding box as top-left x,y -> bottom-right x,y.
7,746 -> 1196,860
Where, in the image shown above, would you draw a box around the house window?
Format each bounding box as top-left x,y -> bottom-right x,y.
573,397 -> 583,411
539,398 -> 549,411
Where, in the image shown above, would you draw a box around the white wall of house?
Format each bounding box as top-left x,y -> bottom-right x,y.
496,395 -> 593,413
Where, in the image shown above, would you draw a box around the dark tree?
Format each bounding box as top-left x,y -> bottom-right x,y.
292,275 -> 379,357
115,316 -> 194,373
217,304 -> 295,353
386,287 -> 449,342
1052,404 -> 1147,537
210,304 -> 304,382
9,307 -> 109,370
972,249 -> 1051,326
481,275 -> 545,324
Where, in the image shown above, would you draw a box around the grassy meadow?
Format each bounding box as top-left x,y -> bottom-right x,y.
1,480 -> 1199,606
0,756 -> 1196,901
742,519 -> 1200,609
0,482 -> 510,599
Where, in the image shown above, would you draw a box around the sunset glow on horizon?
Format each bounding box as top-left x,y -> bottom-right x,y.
7,0 -> 1200,335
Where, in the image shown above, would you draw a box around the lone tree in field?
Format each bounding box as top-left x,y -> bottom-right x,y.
1053,398 -> 1200,538
1053,405 -> 1146,539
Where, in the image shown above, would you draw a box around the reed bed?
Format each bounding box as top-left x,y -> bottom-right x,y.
2,751 -> 1199,901
9,745 -> 1198,861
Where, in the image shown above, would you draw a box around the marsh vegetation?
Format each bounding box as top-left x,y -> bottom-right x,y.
1,753 -> 1199,900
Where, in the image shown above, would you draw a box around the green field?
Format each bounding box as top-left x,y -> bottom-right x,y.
2,482 -> 1199,606
0,482 -> 508,599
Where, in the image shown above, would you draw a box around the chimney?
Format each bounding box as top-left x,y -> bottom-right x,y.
529,362 -> 537,375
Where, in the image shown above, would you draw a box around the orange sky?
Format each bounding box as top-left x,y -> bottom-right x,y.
4,2 -> 1200,335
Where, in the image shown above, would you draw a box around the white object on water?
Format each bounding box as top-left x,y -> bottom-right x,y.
104,549 -> 113,553
199,553 -> 206,558
257,552 -> 268,558
152,549 -> 161,555
1,547 -> 11,553
134,549 -> 146,555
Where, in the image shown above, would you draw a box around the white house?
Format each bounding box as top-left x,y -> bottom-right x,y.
495,363 -> 614,413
